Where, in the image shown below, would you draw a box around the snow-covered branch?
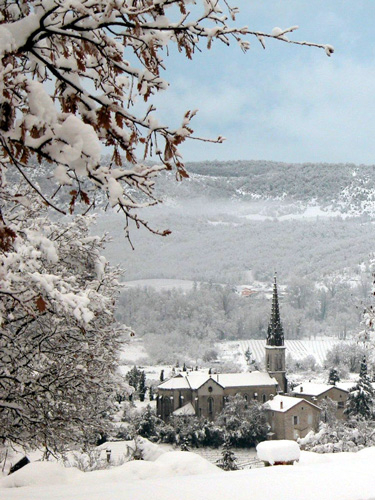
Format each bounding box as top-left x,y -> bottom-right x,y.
0,0 -> 332,235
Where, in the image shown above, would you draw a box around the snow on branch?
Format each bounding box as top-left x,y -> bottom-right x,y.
0,0 -> 333,239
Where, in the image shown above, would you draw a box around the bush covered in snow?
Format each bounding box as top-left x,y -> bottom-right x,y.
215,395 -> 269,447
299,417 -> 375,453
121,397 -> 268,448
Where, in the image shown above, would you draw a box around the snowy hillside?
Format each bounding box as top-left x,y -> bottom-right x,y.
218,339 -> 346,368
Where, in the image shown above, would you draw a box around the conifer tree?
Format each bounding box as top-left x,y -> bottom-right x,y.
216,437 -> 239,471
345,356 -> 374,420
180,438 -> 190,452
328,367 -> 340,386
139,371 -> 147,402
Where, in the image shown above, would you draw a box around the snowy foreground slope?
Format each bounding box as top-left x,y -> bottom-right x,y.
2,448 -> 375,500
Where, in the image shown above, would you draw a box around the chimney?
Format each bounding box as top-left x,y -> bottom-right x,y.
280,401 -> 283,409
269,394 -> 274,400
300,387 -> 303,392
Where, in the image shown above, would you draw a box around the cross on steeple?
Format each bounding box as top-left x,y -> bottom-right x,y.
266,273 -> 284,347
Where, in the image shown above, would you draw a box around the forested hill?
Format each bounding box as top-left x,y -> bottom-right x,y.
153,160 -> 375,214
15,159 -> 375,215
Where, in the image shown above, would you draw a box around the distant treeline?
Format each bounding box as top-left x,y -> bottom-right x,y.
182,160 -> 375,206
116,278 -> 366,364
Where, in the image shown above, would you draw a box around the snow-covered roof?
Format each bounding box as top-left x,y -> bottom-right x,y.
264,395 -> 320,413
336,381 -> 357,392
210,372 -> 278,388
293,383 -> 348,397
172,402 -> 196,416
158,373 -> 209,390
158,371 -> 278,391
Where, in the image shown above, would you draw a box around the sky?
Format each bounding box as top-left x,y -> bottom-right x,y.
149,1 -> 375,165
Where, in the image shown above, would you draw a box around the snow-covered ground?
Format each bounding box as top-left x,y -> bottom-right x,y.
2,446 -> 375,500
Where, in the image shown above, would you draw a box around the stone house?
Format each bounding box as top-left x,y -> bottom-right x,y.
264,395 -> 321,440
291,383 -> 349,420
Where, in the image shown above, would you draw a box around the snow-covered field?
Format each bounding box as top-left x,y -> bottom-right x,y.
121,338 -> 345,369
2,446 -> 375,500
219,338 -> 347,368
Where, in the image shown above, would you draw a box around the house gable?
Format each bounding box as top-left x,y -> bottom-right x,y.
197,377 -> 224,395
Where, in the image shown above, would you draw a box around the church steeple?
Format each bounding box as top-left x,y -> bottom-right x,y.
265,273 -> 287,393
266,273 -> 284,347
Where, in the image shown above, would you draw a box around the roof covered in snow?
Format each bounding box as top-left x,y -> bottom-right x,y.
264,395 -> 320,413
158,371 -> 278,391
173,402 -> 196,416
210,372 -> 278,388
293,383 -> 348,397
336,381 -> 358,392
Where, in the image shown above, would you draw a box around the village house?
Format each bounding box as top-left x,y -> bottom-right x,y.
264,394 -> 321,440
291,383 -> 348,420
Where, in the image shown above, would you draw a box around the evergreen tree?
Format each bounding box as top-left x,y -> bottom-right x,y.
149,386 -> 154,401
328,367 -> 340,385
216,438 -> 239,471
160,370 -> 165,382
180,438 -> 190,452
345,356 -> 374,420
139,372 -> 147,402
125,366 -> 147,401
134,406 -> 163,440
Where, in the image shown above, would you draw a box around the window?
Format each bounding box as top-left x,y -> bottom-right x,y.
293,415 -> 299,425
208,386 -> 213,393
208,397 -> 214,417
244,394 -> 248,408
164,397 -> 171,418
253,392 -> 258,400
262,394 -> 267,403
338,401 -> 344,409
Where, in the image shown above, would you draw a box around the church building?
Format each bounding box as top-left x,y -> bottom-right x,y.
156,275 -> 288,421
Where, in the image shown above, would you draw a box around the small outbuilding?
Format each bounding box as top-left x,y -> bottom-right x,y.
256,440 -> 300,466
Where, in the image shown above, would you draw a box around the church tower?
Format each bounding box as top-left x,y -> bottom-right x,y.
265,274 -> 287,393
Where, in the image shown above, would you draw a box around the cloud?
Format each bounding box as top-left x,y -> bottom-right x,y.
143,2 -> 375,164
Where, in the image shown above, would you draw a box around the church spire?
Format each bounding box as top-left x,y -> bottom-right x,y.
266,273 -> 284,346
